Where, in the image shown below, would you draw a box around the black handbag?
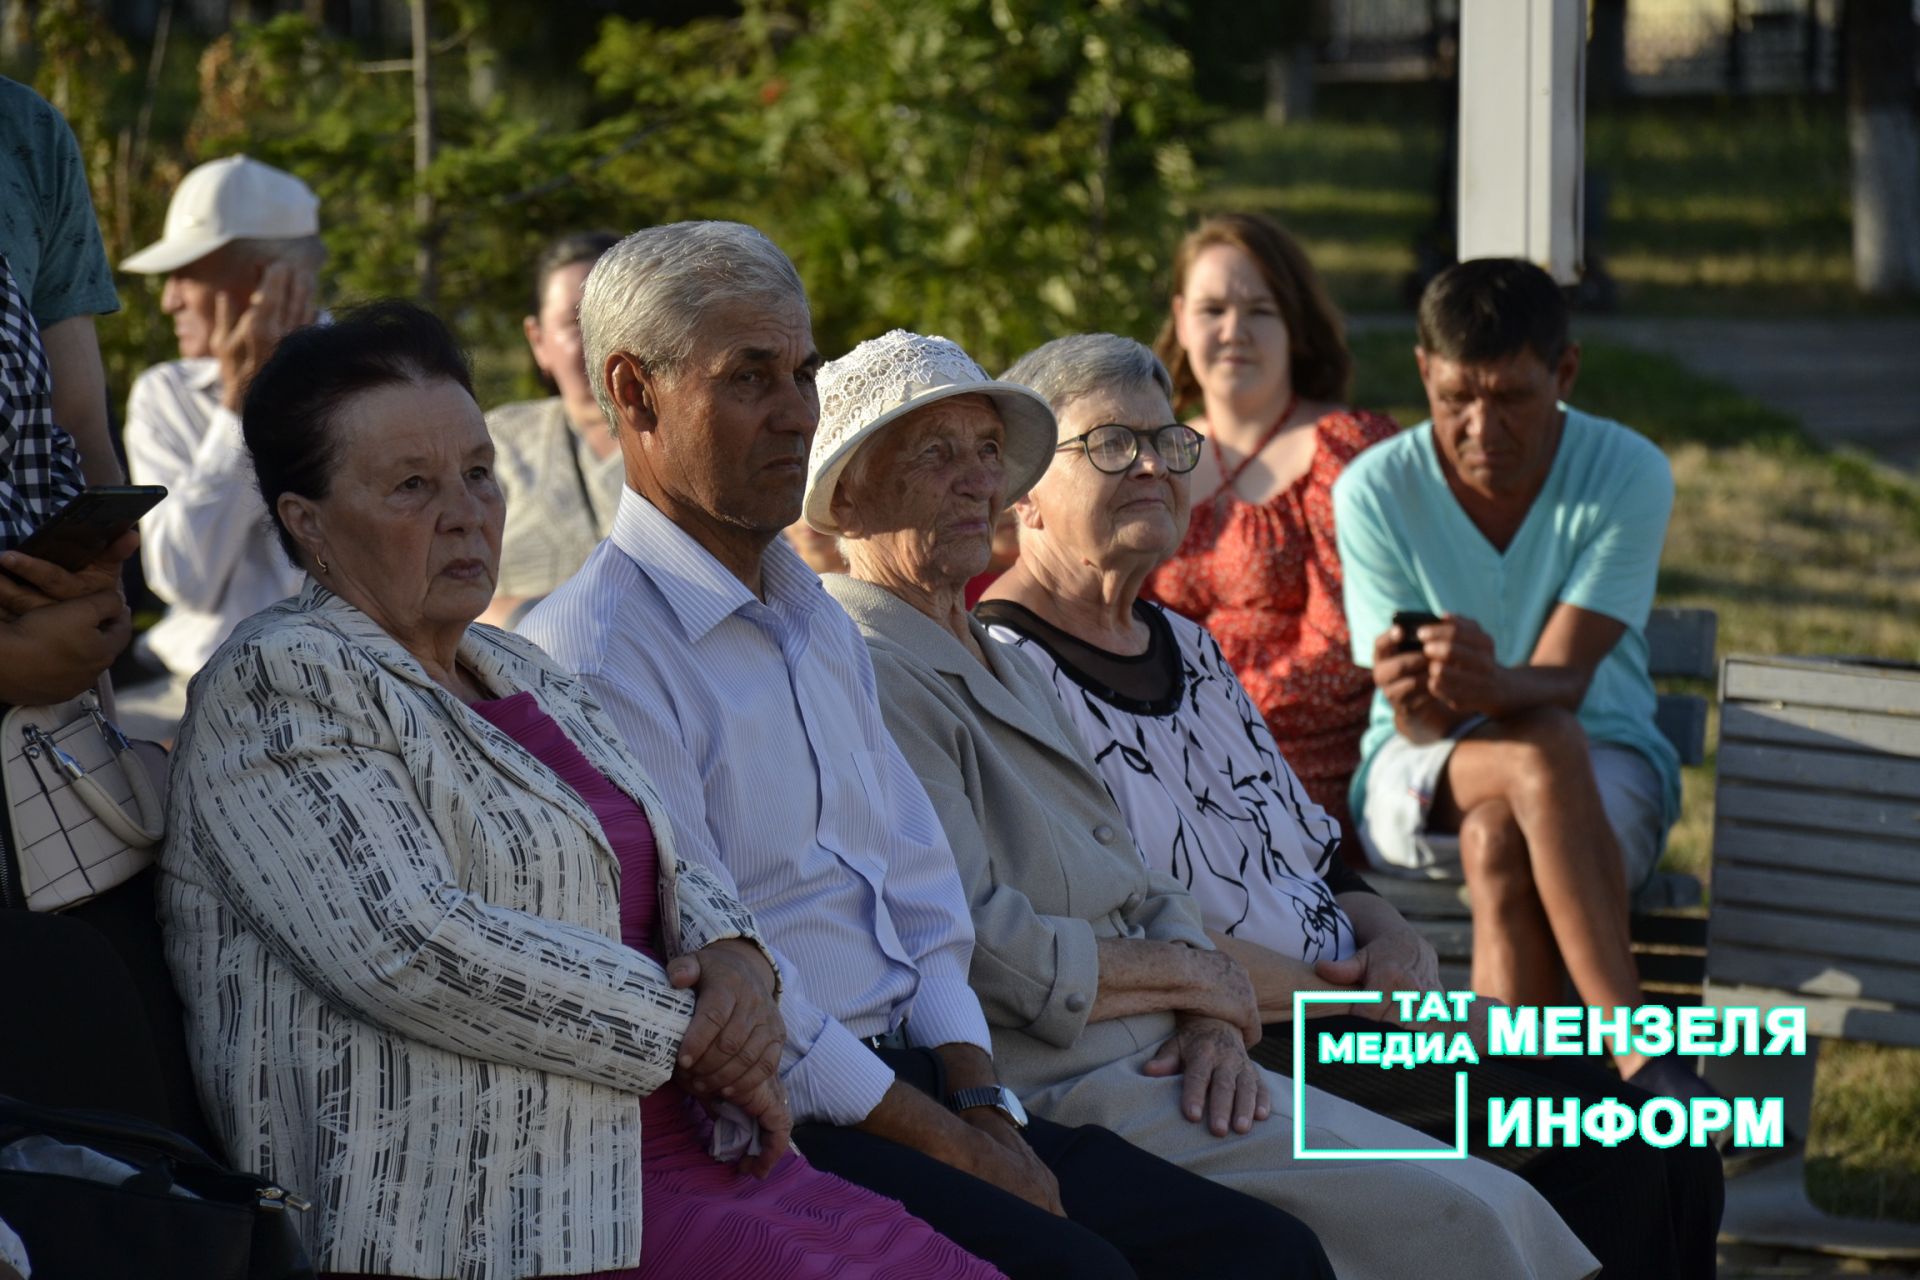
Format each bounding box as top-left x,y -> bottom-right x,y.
0,1095 -> 315,1280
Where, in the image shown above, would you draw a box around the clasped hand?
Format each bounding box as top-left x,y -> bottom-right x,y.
1313,927 -> 1442,1020
666,938 -> 789,1175
1372,613 -> 1505,721
0,532 -> 137,705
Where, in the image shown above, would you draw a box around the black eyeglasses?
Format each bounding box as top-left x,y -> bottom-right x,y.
1057,423 -> 1203,475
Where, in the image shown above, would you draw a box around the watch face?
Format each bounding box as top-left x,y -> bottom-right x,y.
998,1087 -> 1030,1128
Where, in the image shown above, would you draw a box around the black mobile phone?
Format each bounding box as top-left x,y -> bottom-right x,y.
1392,609 -> 1443,654
13,486 -> 167,571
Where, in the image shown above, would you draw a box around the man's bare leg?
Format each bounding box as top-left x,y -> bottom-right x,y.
1455,799 -> 1563,1007
1431,708 -> 1652,1074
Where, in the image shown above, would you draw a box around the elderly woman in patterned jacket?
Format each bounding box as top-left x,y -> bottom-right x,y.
808,328 -> 1613,1280
159,301 -> 1002,1280
975,332 -> 1723,1280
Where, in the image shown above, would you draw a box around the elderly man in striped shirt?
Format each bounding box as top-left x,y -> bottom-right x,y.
521,220 -> 1332,1280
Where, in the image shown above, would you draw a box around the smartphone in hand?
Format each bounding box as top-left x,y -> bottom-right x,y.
1392,610 -> 1443,655
13,486 -> 167,572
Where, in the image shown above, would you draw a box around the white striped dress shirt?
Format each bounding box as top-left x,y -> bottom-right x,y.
123,358 -> 306,675
524,489 -> 994,1126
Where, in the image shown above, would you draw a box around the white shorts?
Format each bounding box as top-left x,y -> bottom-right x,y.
1356,716 -> 1667,890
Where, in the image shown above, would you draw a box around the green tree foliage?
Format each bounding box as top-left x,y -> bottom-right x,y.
621,0 -> 1207,369
31,0 -> 1203,406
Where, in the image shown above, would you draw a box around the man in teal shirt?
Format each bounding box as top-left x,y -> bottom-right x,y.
1333,258 -> 1702,1099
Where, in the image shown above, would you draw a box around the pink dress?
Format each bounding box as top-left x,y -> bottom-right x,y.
326,692 -> 999,1280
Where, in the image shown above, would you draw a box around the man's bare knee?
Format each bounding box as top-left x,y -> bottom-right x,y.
1459,802 -> 1530,889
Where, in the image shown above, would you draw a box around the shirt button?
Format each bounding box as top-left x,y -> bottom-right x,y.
1093,824 -> 1115,844
1065,993 -> 1089,1013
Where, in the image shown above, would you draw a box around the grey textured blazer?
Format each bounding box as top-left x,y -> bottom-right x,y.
823,575 -> 1209,1091
160,582 -> 772,1280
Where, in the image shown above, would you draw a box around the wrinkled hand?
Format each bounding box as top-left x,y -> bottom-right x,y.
0,529 -> 138,614
214,262 -> 317,412
0,589 -> 131,704
668,939 -> 784,1105
1417,615 -> 1507,716
958,1112 -> 1066,1217
1182,947 -> 1263,1047
1313,928 -> 1442,1021
1144,1014 -> 1272,1137
721,1071 -> 793,1178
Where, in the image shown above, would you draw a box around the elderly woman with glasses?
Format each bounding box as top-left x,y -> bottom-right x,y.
806,328 -> 1606,1280
976,333 -> 1724,1280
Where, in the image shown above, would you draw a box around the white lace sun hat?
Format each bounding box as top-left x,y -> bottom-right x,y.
804,329 -> 1057,535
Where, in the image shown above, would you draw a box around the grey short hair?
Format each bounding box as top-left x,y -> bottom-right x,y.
1002,333 -> 1173,419
579,220 -> 809,430
229,235 -> 328,273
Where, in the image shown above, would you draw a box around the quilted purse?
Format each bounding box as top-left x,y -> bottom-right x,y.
1,690 -> 164,912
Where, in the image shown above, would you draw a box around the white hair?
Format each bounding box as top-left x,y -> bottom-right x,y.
579,220 -> 809,431
229,234 -> 328,273
1002,332 -> 1172,419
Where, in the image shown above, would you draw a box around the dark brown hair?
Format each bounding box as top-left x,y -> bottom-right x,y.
1152,212 -> 1351,418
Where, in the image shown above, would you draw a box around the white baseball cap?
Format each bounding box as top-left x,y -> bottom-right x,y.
120,155 -> 320,275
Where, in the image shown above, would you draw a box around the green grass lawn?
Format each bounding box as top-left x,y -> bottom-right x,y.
1345,325 -> 1920,1225
1204,91 -> 1917,317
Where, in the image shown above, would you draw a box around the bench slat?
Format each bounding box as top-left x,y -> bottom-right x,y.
1722,701 -> 1920,760
1708,905 -> 1920,973
1723,656 -> 1920,717
1708,943 -> 1920,1009
1713,864 -> 1920,927
1646,608 -> 1718,680
1703,982 -> 1920,1044
1713,820 -> 1920,884
1655,693 -> 1708,765
1368,877 -> 1472,916
1717,740 -> 1920,800
1714,781 -> 1920,842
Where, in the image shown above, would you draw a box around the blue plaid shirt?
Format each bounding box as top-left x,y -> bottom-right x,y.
0,253 -> 83,550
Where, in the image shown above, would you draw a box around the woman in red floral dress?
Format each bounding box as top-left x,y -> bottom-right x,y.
1145,213 -> 1397,838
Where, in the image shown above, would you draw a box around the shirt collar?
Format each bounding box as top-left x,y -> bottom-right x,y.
184,358 -> 223,394
609,487 -> 824,643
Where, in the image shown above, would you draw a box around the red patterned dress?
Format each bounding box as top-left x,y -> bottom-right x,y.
1144,409 -> 1399,839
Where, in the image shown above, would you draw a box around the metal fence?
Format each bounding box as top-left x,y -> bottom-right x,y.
1316,0 -> 1916,96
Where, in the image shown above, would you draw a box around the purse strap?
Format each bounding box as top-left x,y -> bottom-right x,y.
15,700 -> 165,848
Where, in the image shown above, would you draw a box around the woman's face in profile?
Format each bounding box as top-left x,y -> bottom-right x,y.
302,377 -> 505,644
1172,243 -> 1292,411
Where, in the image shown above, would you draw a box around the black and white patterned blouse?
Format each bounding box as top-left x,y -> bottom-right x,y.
981,598 -> 1359,964
0,253 -> 83,549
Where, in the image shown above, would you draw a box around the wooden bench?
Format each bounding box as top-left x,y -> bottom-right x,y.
1369,606 -> 1716,998
1701,655 -> 1920,1260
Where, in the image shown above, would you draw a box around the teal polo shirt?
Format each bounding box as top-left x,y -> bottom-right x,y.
1332,405 -> 1681,827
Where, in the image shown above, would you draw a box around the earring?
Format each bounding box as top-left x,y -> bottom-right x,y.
316,555 -> 329,574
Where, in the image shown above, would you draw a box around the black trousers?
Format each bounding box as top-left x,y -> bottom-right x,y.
792,1046 -> 1334,1280
1257,1015 -> 1725,1280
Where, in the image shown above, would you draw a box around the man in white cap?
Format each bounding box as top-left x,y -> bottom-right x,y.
115,155 -> 321,737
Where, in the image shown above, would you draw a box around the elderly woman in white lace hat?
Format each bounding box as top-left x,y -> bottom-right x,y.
806,329 -> 1599,1280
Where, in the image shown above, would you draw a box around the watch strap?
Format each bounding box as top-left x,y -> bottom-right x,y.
947,1086 -> 1006,1114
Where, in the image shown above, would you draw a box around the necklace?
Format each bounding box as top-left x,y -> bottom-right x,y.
1206,392 -> 1299,503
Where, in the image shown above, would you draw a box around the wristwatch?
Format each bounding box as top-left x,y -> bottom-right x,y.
947,1084 -> 1029,1130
